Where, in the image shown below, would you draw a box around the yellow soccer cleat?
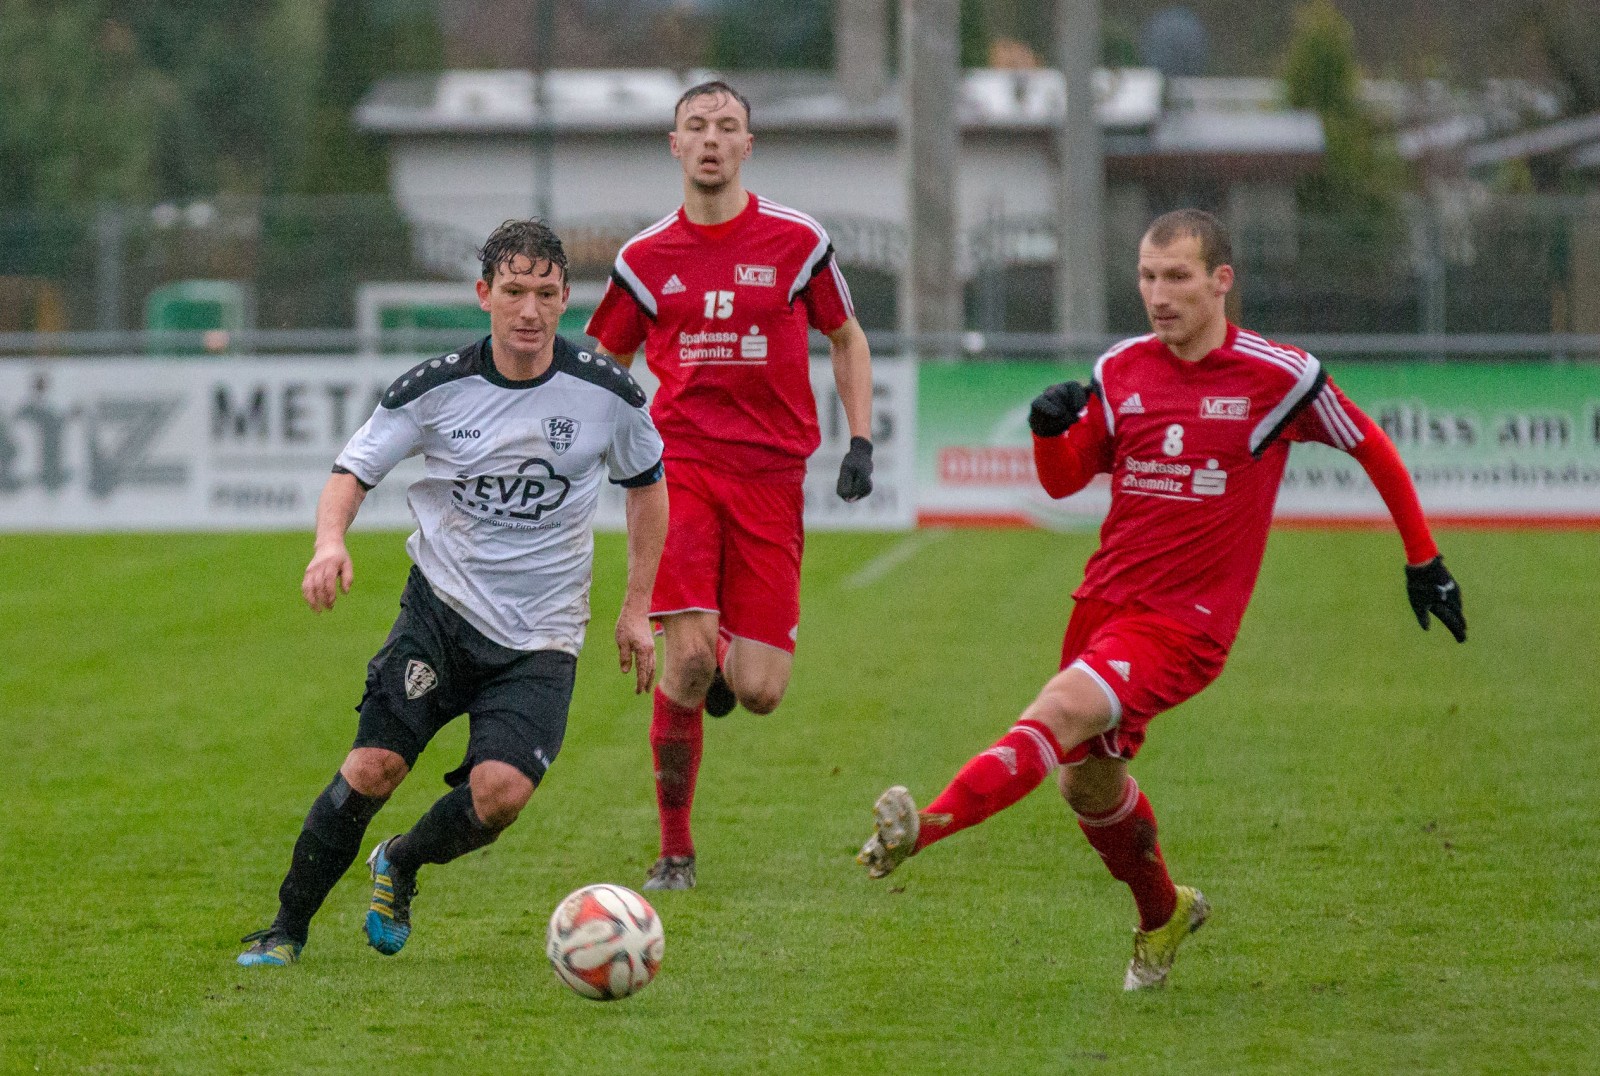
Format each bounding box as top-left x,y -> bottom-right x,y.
1124,885 -> 1210,990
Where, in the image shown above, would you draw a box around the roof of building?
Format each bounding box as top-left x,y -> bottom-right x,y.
1464,111 -> 1600,173
356,67 -> 1324,165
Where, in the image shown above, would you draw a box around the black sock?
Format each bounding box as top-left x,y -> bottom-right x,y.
272,774 -> 387,944
387,782 -> 502,875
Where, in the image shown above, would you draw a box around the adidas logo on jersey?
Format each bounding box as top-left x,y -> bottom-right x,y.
661,274 -> 686,295
1108,660 -> 1131,681
1118,394 -> 1145,415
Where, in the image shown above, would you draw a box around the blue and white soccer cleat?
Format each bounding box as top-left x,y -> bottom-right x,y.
237,928 -> 303,967
364,836 -> 419,956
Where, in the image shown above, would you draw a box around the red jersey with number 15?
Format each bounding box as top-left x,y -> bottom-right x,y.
585,193 -> 855,481
1049,324 -> 1372,649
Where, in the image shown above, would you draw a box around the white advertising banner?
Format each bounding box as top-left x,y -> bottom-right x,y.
0,354 -> 917,533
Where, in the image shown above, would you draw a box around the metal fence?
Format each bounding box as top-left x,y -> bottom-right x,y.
3,192 -> 1599,354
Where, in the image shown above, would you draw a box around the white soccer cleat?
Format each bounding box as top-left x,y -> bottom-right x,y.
856,785 -> 920,879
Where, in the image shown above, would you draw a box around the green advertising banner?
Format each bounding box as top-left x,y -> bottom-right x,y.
917,360 -> 1600,527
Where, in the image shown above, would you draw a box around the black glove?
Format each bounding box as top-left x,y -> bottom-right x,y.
1028,380 -> 1091,438
836,436 -> 873,502
1405,555 -> 1466,643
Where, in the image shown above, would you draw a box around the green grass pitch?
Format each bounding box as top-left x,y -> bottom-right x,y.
2,528 -> 1597,1073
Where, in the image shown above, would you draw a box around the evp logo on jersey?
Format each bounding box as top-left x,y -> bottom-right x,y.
451,457 -> 571,522
1200,396 -> 1251,420
734,264 -> 777,287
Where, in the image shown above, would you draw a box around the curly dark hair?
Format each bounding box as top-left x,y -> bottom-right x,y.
477,218 -> 569,285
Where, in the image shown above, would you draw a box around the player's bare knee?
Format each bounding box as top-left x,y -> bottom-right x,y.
469,762 -> 533,829
1021,696 -> 1105,755
1060,770 -> 1119,815
667,644 -> 717,698
1059,757 -> 1127,815
736,683 -> 785,715
341,748 -> 409,797
1024,670 -> 1114,750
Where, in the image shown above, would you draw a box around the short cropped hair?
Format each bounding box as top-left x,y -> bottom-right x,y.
674,79 -> 752,129
477,219 -> 568,285
1144,209 -> 1233,272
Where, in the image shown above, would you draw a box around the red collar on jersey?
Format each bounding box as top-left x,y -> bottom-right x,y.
678,191 -> 760,242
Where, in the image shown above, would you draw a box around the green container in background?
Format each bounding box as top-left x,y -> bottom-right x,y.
145,280 -> 250,354
376,300 -> 596,351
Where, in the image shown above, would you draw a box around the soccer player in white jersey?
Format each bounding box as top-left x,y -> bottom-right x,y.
237,220 -> 668,967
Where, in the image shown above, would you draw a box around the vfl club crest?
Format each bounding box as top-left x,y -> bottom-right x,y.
544,416 -> 579,455
404,659 -> 438,700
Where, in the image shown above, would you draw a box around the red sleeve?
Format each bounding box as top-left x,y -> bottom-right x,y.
1033,395 -> 1113,499
799,253 -> 854,334
1283,377 -> 1368,449
584,278 -> 650,356
1288,379 -> 1439,564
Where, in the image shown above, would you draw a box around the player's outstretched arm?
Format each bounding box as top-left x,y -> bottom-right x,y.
302,471 -> 367,613
617,479 -> 668,693
827,317 -> 875,501
1328,393 -> 1467,643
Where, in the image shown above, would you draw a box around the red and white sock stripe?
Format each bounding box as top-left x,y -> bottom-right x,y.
1010,718 -> 1066,775
1075,775 -> 1141,828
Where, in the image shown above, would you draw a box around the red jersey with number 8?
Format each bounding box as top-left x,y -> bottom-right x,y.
1055,324 -> 1371,648
585,193 -> 855,481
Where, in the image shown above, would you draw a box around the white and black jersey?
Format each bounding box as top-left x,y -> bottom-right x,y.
335,335 -> 664,656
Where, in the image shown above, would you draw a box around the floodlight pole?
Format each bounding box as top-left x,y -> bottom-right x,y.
532,0 -> 555,221
1055,0 -> 1107,343
899,0 -> 963,359
837,0 -> 888,106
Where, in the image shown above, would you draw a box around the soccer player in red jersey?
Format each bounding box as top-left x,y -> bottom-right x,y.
857,209 -> 1466,989
585,80 -> 875,891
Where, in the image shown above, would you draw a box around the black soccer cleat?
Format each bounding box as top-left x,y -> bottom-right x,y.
704,667 -> 736,718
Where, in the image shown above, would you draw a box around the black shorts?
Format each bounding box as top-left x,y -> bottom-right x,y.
352,566 -> 577,788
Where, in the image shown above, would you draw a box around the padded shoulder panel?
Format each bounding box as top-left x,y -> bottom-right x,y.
553,336 -> 648,408
380,338 -> 486,409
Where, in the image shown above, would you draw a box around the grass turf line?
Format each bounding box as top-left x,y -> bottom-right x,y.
0,530 -> 1596,1073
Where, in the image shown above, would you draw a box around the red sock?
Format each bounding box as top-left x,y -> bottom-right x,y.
650,687 -> 703,858
914,719 -> 1066,852
1076,777 -> 1177,931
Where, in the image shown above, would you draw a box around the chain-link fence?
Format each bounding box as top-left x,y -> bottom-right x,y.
3,191 -> 1598,355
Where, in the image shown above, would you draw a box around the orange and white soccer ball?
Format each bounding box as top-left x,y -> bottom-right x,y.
545,884 -> 664,1000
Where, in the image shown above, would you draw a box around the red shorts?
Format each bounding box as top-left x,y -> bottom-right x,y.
650,458 -> 804,654
1058,598 -> 1228,765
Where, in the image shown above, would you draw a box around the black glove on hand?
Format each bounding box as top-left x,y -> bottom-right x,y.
1028,381 -> 1091,438
836,436 -> 873,502
1405,555 -> 1466,643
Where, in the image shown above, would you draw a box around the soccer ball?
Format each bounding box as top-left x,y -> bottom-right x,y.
545,883 -> 664,1000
